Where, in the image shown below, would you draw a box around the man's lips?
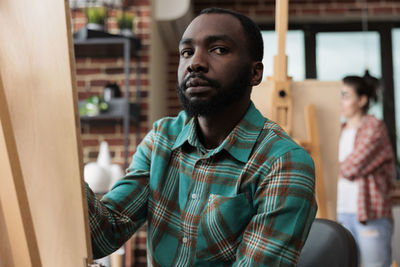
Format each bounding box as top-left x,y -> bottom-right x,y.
185,78 -> 213,94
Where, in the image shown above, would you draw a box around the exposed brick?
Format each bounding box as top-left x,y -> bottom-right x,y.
104,67 -> 124,74
104,138 -> 125,146
324,7 -> 347,15
254,9 -> 275,16
78,92 -> 92,99
71,9 -> 86,18
90,80 -> 109,86
88,151 -> 98,159
346,7 -> 363,13
128,79 -> 149,86
139,91 -> 148,98
140,114 -> 147,122
335,0 -> 359,2
289,8 -> 298,15
75,58 -> 87,64
90,58 -> 119,64
237,0 -> 260,5
301,8 -> 321,15
136,33 -> 150,40
140,103 -> 148,110
371,7 -> 393,14
76,68 -> 101,75
77,80 -> 85,86
135,0 -> 150,5
88,125 -> 117,134
74,23 -> 87,31
137,21 -> 150,29
82,139 -> 99,146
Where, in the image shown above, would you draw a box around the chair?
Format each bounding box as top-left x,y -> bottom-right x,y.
297,218 -> 358,267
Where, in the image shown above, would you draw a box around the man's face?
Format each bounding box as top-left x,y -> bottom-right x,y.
177,13 -> 253,117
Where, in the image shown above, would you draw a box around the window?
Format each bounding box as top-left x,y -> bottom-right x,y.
316,32 -> 382,119
261,30 -> 305,81
392,28 -> 400,157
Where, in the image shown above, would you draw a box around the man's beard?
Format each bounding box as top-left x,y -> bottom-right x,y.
177,67 -> 252,117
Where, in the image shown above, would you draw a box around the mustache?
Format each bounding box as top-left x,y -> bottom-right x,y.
180,73 -> 220,90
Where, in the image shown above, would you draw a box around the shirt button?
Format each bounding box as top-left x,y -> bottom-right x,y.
182,236 -> 188,243
191,193 -> 197,199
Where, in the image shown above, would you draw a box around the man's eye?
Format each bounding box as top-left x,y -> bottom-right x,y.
213,47 -> 228,55
180,49 -> 193,58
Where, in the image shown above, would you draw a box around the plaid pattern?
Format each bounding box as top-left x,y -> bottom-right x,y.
339,115 -> 394,222
87,102 -> 317,266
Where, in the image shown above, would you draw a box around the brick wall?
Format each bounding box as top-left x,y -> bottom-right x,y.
72,5 -> 150,265
167,52 -> 181,116
71,2 -> 150,167
193,0 -> 400,22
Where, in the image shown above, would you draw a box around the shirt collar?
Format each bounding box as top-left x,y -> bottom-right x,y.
172,114 -> 198,150
172,102 -> 266,162
218,102 -> 266,162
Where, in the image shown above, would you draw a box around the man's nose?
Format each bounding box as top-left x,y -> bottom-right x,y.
187,50 -> 208,73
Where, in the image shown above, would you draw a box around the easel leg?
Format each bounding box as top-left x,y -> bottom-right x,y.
0,74 -> 41,267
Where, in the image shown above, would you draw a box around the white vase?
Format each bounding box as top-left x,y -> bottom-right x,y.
97,141 -> 111,168
84,162 -> 110,194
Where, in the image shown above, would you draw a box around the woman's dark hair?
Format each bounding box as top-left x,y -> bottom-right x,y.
342,72 -> 379,113
199,7 -> 264,62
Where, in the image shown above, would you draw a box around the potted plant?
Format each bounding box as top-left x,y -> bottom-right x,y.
117,12 -> 134,37
85,6 -> 106,31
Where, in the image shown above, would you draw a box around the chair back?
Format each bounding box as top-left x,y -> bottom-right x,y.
297,218 -> 358,267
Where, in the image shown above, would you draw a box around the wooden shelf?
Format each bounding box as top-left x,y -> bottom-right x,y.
79,100 -> 140,123
73,28 -> 141,58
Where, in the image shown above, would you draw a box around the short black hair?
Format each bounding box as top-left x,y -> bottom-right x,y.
199,7 -> 264,62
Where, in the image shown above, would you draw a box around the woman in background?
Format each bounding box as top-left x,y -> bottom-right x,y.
337,75 -> 395,267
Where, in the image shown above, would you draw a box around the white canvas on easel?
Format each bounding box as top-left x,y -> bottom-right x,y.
0,0 -> 92,266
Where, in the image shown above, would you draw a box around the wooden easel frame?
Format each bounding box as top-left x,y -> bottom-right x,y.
0,74 -> 41,267
268,0 -> 328,218
0,0 -> 93,265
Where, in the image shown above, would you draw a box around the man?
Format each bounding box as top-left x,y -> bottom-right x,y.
87,7 -> 317,266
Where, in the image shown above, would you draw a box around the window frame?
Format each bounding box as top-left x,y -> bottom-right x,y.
259,21 -> 400,158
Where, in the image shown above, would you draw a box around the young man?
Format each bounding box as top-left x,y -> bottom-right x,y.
87,8 -> 317,266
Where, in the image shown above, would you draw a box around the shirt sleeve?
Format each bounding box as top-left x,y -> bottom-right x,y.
340,121 -> 390,180
87,129 -> 154,259
233,148 -> 317,267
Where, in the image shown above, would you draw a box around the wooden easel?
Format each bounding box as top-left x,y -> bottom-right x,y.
257,0 -> 328,218
0,0 -> 93,266
0,75 -> 41,267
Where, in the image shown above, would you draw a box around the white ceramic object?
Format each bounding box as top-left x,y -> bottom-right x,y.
84,162 -> 110,194
97,141 -> 111,167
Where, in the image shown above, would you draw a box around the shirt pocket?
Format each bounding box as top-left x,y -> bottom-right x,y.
195,193 -> 255,262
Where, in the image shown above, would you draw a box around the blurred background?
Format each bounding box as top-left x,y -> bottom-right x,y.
68,0 -> 400,266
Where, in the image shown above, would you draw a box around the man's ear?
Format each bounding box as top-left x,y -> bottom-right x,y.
250,61 -> 264,86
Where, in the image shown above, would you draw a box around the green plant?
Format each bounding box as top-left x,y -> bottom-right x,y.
117,12 -> 134,30
85,7 -> 106,25
80,95 -> 108,116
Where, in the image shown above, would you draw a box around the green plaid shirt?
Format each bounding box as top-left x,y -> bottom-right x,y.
87,102 -> 317,266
